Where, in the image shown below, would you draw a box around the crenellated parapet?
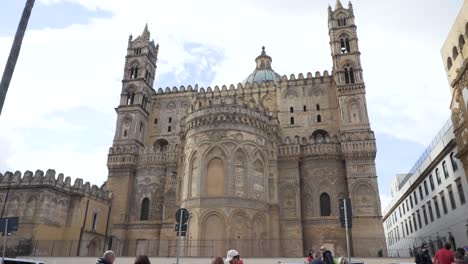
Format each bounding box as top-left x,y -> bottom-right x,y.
0,169 -> 111,202
153,71 -> 333,97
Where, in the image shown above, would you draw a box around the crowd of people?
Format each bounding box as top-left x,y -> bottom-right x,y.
415,242 -> 468,264
94,243 -> 468,264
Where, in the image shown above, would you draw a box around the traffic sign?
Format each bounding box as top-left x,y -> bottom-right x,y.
175,208 -> 189,224
0,217 -> 18,234
175,223 -> 187,236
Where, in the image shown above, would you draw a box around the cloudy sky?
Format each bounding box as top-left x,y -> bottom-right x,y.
0,0 -> 462,211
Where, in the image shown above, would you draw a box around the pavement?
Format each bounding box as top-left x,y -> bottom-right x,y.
19,257 -> 415,264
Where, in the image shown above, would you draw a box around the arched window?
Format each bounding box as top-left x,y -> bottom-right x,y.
435,168 -> 441,185
154,139 -> 168,151
290,117 -> 295,125
447,57 -> 453,70
442,161 -> 449,178
290,107 -> 294,113
337,17 -> 347,26
317,115 -> 322,123
459,35 -> 465,50
168,126 -> 171,132
320,193 -> 331,216
140,198 -> 149,221
344,65 -> 355,84
340,37 -> 351,53
126,92 -> 135,105
129,66 -> 139,79
453,47 -> 459,60
450,152 -> 458,171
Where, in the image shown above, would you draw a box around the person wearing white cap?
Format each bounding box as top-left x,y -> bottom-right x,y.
226,249 -> 240,264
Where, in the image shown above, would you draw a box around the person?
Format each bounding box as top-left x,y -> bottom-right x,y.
212,257 -> 224,264
320,246 -> 334,264
310,251 -> 326,264
306,249 -> 315,264
434,243 -> 455,264
97,250 -> 115,264
453,248 -> 468,264
226,249 -> 240,264
337,257 -> 349,264
415,243 -> 432,264
134,255 -> 151,264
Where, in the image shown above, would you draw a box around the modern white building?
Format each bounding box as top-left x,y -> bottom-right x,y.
382,120 -> 468,257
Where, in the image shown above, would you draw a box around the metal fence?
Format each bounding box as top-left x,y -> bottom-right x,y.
0,237 -> 389,258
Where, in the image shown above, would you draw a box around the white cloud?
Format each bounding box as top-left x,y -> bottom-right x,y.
0,0 -> 462,186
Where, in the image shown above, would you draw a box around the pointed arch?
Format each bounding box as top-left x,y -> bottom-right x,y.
447,57 -> 453,70
344,64 -> 355,84
140,197 -> 150,221
189,151 -> 199,198
320,193 -> 331,216
206,157 -> 225,196
233,148 -> 247,197
459,34 -> 465,50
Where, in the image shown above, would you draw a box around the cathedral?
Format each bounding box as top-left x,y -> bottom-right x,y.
0,1 -> 385,258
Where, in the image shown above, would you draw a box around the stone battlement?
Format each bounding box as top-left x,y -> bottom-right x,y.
0,169 -> 110,201
154,71 -> 333,96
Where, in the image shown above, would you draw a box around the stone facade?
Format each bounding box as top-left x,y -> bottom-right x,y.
106,1 -> 385,258
0,1 -> 385,258
442,0 -> 468,183
0,169 -> 111,257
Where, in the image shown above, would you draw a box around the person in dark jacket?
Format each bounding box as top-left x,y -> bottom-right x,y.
97,250 -> 115,264
310,251 -> 327,264
415,244 -> 432,264
320,246 -> 334,264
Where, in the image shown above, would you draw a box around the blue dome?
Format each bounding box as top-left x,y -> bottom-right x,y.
244,69 -> 281,85
243,46 -> 281,86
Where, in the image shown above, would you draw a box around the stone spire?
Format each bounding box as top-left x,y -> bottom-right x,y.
142,23 -> 150,40
335,0 -> 343,9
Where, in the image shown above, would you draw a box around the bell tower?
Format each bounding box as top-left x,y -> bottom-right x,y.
329,0 -> 386,256
107,24 -> 159,246
329,0 -> 369,131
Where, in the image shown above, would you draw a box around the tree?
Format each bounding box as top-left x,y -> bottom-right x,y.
0,0 -> 35,116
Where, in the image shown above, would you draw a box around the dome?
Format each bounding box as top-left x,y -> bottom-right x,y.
243,46 -> 281,86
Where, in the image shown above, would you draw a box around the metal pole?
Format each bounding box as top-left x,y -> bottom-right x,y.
344,199 -> 351,264
176,210 -> 184,264
2,218 -> 9,264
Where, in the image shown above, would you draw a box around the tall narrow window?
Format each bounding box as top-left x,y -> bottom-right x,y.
453,47 -> 459,60
290,107 -> 294,113
140,198 -> 149,221
320,193 -> 331,216
290,117 -> 295,125
424,180 -> 429,195
427,201 -> 434,222
442,161 -> 449,178
433,197 -> 441,218
450,152 -> 458,171
422,205 -> 428,226
459,35 -> 465,50
448,186 -> 456,210
344,65 -> 355,84
412,213 -> 417,231
435,198 -> 443,218
316,104 -> 320,111
92,212 -> 98,231
416,210 -> 422,228
440,191 -> 448,215
169,117 -> 172,123
436,169 -> 441,185
340,38 -> 351,53
448,57 -> 453,70
419,186 -> 424,200
317,115 -> 322,123
139,122 -> 143,132
154,118 -> 158,124
429,174 -> 435,190
303,105 -> 307,112
401,223 -> 405,237
168,126 -> 171,132
410,196 -> 414,208
399,206 -> 402,217
414,191 -> 418,205
409,218 -> 413,233
127,92 -> 135,105
456,178 -> 466,205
